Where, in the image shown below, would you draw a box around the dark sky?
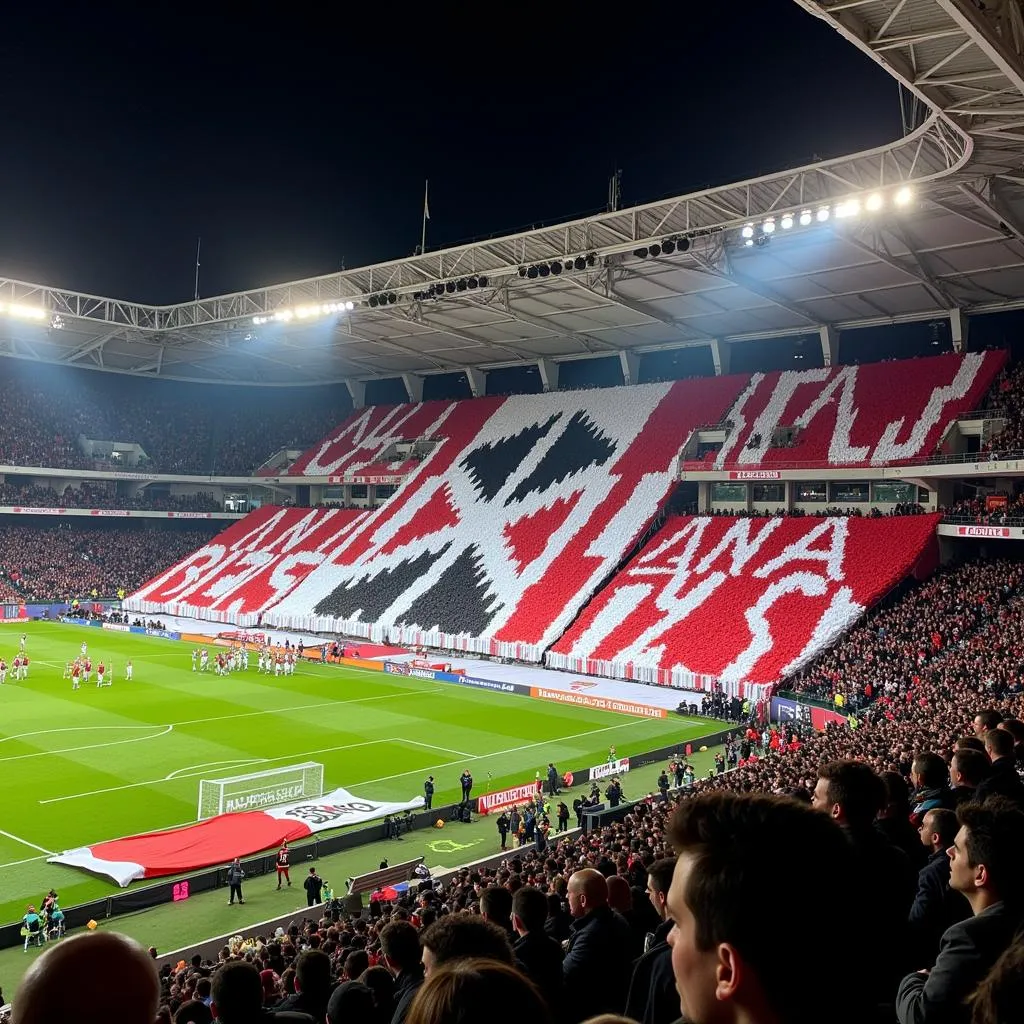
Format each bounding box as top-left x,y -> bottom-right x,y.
0,2 -> 901,305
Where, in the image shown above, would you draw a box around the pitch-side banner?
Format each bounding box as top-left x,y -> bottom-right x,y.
477,782 -> 537,815
48,786 -> 424,887
588,757 -> 631,782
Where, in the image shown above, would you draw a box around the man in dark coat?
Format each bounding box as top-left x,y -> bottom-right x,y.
303,867 -> 323,908
513,885 -> 564,1019
897,798 -> 1024,1024
909,808 -> 970,963
380,921 -> 424,1024
625,857 -> 678,1024
562,869 -> 632,1021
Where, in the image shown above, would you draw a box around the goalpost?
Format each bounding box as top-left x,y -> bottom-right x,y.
197,762 -> 325,820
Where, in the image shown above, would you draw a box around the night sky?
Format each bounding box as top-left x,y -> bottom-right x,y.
0,2 -> 901,305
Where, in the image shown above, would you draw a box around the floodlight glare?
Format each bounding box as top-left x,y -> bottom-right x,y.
0,301 -> 46,321
741,224 -> 754,239
835,199 -> 860,219
799,209 -> 813,226
866,192 -> 884,212
816,206 -> 830,222
894,186 -> 913,206
780,213 -> 794,230
762,217 -> 776,234
744,238 -> 754,247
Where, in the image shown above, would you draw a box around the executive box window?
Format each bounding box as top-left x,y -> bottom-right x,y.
752,483 -> 785,503
796,482 -> 827,502
829,482 -> 869,503
872,482 -> 916,504
711,482 -> 747,502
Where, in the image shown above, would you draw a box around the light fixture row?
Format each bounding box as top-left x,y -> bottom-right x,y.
740,186 -> 914,246
252,301 -> 355,326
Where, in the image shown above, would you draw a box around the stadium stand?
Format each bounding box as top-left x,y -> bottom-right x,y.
545,514 -> 941,691
128,506 -> 367,620
0,366 -> 346,475
0,483 -> 222,512
0,523 -> 221,602
697,351 -> 1003,469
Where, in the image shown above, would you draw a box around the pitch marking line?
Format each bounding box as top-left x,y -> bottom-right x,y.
0,828 -> 55,857
165,759 -> 267,780
39,717 -> 645,806
0,725 -> 174,764
0,853 -> 50,868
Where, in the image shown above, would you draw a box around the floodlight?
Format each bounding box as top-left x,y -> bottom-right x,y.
894,186 -> 913,207
799,209 -> 812,226
741,224 -> 754,239
835,199 -> 860,219
0,302 -> 46,321
866,192 -> 884,212
762,217 -> 776,234
662,239 -> 676,255
744,238 -> 754,247
816,206 -> 830,222
780,213 -> 794,230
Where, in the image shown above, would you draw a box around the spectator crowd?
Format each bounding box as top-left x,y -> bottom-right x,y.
0,368 -> 345,475
9,550 -> 1024,1024
0,523 -> 219,602
0,483 -> 222,513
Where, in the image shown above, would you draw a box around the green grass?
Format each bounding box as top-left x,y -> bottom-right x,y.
0,621 -> 716,933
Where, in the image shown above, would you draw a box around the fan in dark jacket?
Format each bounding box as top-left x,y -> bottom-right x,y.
379,921 -> 424,1024
976,730 -> 1024,810
625,857 -> 679,1024
909,808 -> 970,964
562,869 -> 633,1022
897,798 -> 1024,1024
512,885 -> 565,1020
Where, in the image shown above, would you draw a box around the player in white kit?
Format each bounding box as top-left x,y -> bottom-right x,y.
125,659 -> 133,681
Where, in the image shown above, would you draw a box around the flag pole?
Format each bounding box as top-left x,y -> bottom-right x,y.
420,180 -> 430,255
194,237 -> 202,301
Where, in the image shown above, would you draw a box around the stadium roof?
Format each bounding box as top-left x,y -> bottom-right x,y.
3,0 -> 1024,387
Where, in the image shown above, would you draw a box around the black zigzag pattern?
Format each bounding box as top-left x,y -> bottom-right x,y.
459,415 -> 560,501
506,411 -> 617,505
399,544 -> 500,637
313,545 -> 451,621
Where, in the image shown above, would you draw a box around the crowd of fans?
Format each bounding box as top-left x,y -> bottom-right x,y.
0,523 -> 219,602
709,503 -> 928,517
942,495 -> 1024,526
790,558 -> 1023,708
0,483 -> 222,513
982,360 -> 1024,455
0,369 -> 345,475
9,551 -> 1023,1024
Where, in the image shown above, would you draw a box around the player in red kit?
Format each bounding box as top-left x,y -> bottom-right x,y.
276,843 -> 291,889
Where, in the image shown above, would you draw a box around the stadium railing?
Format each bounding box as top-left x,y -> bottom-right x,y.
680,446 -> 1024,472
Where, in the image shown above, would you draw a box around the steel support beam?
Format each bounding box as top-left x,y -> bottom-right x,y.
464,367 -> 487,397
346,379 -> 366,409
619,351 -> 640,385
402,374 -> 424,404
538,358 -> 559,392
710,338 -> 731,376
950,307 -> 967,353
820,325 -> 840,368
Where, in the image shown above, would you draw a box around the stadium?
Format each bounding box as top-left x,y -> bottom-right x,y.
3,1 -> 1024,1021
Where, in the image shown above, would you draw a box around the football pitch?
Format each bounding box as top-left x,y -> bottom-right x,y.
0,621 -> 714,930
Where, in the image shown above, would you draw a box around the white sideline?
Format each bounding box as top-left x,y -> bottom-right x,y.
0,828 -> 55,856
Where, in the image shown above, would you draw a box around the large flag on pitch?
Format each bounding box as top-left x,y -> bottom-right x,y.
48,787 -> 424,887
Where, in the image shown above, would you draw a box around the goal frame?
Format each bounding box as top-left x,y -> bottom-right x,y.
197,761 -> 325,819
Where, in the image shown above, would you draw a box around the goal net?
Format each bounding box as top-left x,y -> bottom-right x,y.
197,762 -> 325,820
